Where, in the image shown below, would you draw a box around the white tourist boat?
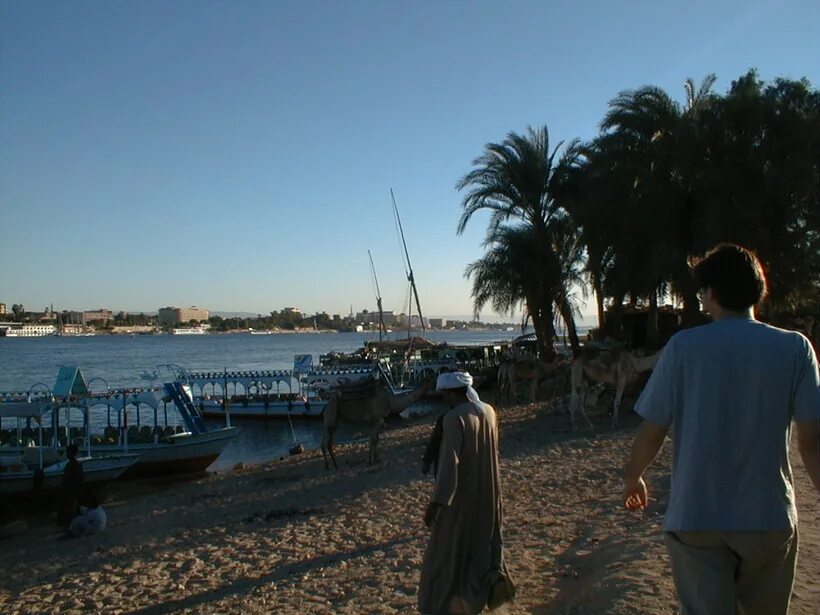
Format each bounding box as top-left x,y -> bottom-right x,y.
0,453 -> 139,496
185,361 -> 376,420
1,367 -> 239,478
0,399 -> 138,497
0,323 -> 57,337
172,325 -> 209,335
197,397 -> 327,419
73,382 -> 238,477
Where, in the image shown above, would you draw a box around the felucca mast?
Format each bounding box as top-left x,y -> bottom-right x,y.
390,189 -> 425,334
368,249 -> 388,342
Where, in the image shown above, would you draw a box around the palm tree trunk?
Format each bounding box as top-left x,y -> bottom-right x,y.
557,296 -> 581,355
540,300 -> 557,362
646,287 -> 659,349
604,289 -> 626,339
678,274 -> 701,328
530,302 -> 556,362
592,274 -> 605,332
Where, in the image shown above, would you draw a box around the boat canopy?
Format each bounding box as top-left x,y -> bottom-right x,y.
84,390 -> 165,410
0,400 -> 50,419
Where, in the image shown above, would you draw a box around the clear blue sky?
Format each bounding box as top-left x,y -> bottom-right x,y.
1,1 -> 817,320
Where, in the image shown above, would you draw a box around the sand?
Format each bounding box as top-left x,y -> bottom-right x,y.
0,397 -> 818,614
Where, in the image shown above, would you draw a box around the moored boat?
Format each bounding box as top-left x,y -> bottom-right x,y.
0,453 -> 139,496
184,359 -> 375,420
197,397 -> 326,419
1,367 -> 239,478
0,399 -> 139,497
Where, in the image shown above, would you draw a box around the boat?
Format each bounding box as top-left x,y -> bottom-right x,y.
172,325 -> 209,335
1,367 -> 240,478
76,382 -> 239,477
0,399 -> 138,497
0,323 -> 57,337
0,452 -> 139,496
320,336 -> 507,387
197,397 -> 326,419
184,360 -> 376,420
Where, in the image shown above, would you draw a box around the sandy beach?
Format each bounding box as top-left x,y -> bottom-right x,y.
1,397 -> 818,614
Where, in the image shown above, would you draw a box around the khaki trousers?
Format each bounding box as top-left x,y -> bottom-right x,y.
664,529 -> 798,615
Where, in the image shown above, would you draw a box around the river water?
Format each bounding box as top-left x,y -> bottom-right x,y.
0,330 -> 521,470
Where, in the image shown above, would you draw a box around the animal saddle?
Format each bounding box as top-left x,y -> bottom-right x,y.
337,377 -> 380,401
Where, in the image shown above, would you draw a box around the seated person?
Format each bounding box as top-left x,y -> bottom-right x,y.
68,496 -> 107,536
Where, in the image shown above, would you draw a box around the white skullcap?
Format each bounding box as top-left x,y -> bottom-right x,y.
436,371 -> 473,390
436,371 -> 483,408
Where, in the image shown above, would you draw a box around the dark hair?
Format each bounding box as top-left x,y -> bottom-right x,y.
67,443 -> 79,457
693,244 -> 767,311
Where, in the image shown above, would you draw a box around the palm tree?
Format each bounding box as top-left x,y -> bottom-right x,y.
464,225 -> 540,326
457,126 -> 582,359
562,76 -> 718,341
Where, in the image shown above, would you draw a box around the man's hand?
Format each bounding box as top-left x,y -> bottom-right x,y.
623,476 -> 648,511
424,502 -> 441,528
622,419 -> 667,511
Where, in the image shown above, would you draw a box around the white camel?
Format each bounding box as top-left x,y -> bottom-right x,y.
568,348 -> 662,430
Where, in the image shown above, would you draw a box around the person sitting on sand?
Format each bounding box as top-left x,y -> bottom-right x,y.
623,243 -> 820,615
57,444 -> 85,527
68,496 -> 107,536
418,371 -> 515,614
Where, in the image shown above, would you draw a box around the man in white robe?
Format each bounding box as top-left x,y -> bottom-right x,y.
418,372 -> 514,614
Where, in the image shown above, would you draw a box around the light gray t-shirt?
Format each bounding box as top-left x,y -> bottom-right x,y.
635,317 -> 820,531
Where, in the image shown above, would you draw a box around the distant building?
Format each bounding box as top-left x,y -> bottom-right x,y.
62,309 -> 113,325
82,309 -> 113,324
429,318 -> 447,329
356,309 -> 398,326
0,303 -> 6,315
395,314 -> 429,329
157,306 -> 210,327
27,310 -> 56,322
282,307 -> 302,316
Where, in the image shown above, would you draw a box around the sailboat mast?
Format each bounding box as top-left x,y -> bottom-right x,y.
390,189 -> 425,334
368,249 -> 387,342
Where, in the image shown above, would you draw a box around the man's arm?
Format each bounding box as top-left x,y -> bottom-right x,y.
421,415 -> 444,476
432,413 -> 462,506
424,413 -> 463,527
623,419 -> 669,510
796,419 -> 820,495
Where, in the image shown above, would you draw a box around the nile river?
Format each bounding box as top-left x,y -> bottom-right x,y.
0,330 -> 520,470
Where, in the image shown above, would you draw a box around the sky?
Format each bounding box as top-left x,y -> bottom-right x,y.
1,1 -> 817,321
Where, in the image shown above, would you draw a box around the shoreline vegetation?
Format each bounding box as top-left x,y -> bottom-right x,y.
19,326 -> 529,337
1,396 -> 817,614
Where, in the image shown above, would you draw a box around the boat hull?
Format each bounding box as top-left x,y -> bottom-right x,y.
198,399 -> 325,419
90,427 -> 239,477
0,454 -> 139,496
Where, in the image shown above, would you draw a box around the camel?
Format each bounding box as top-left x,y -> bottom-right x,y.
321,377 -> 435,469
568,348 -> 662,430
496,358 -> 568,405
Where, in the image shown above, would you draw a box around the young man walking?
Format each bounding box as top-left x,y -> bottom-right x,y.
623,243 -> 820,614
